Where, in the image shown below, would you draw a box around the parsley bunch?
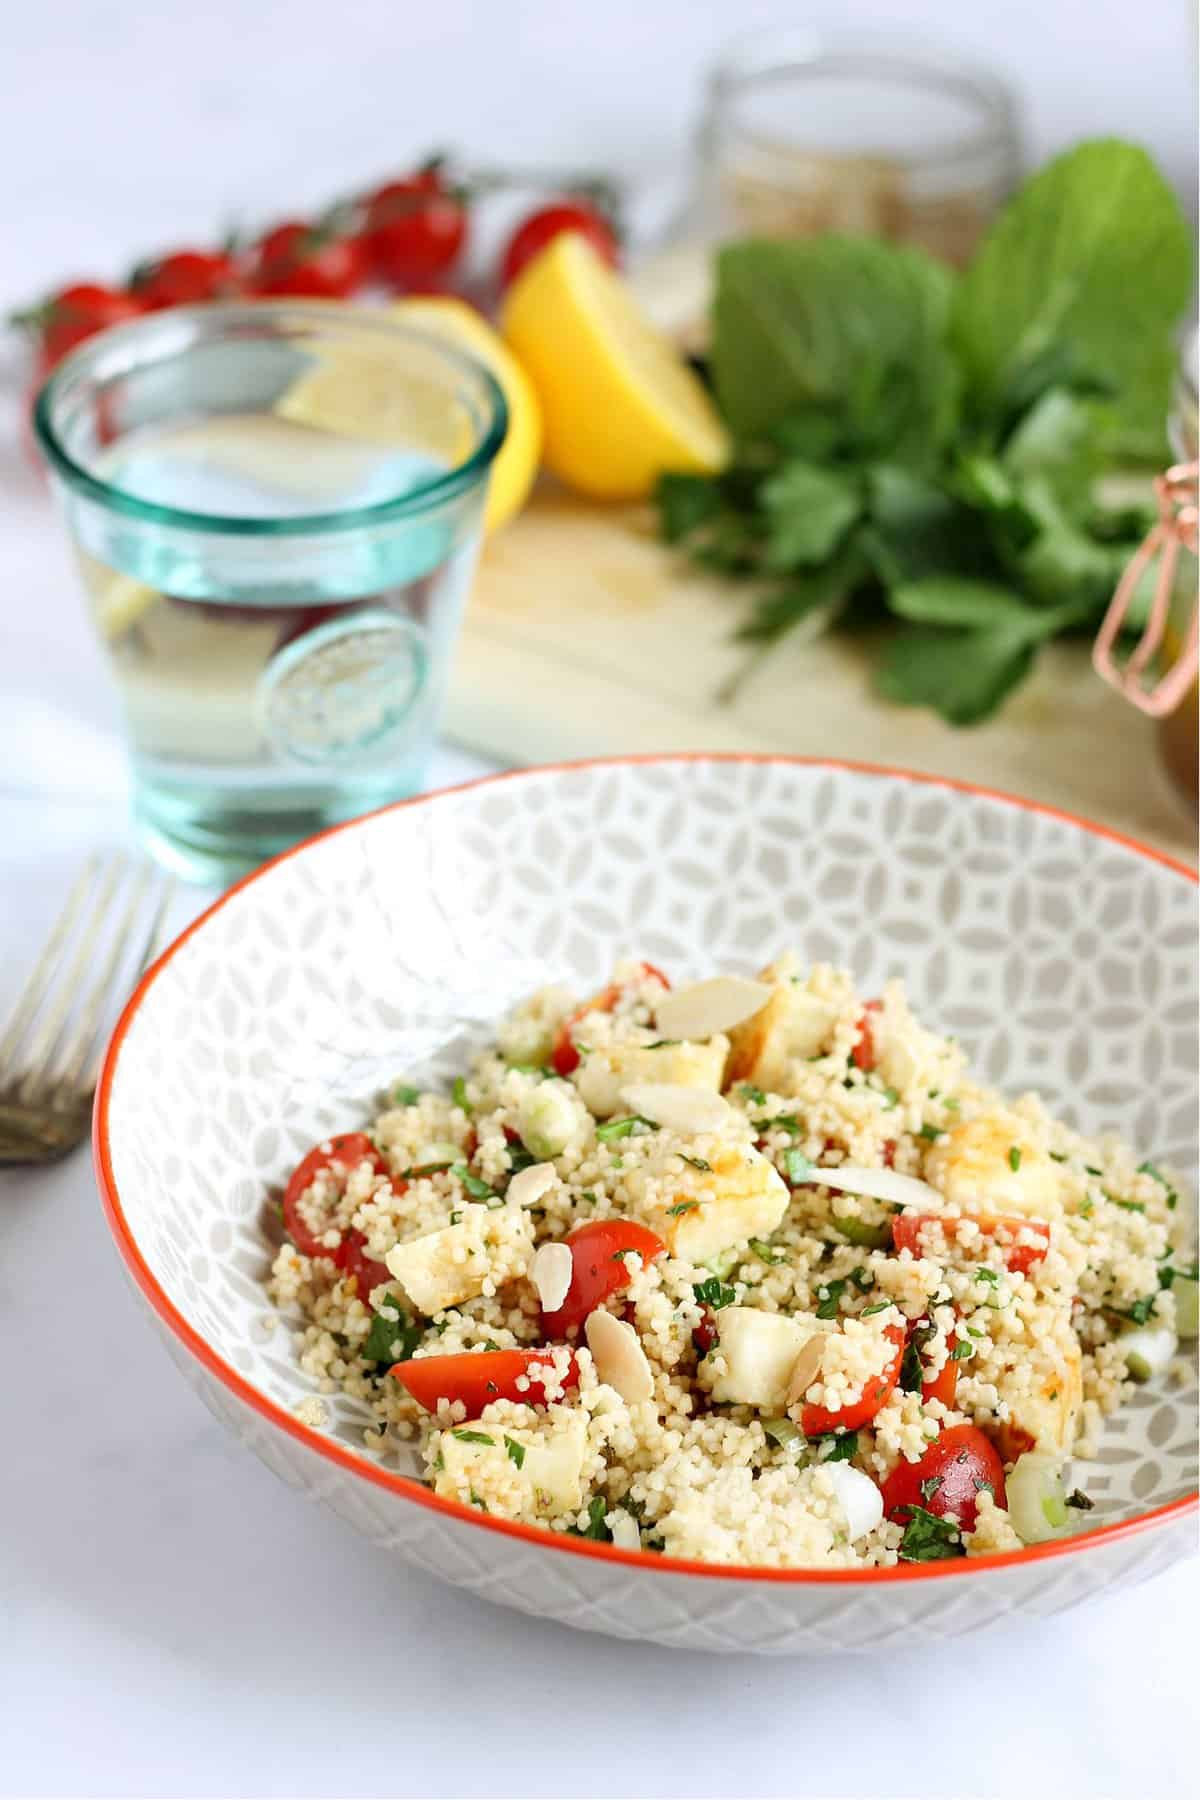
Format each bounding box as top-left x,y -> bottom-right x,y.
658,140 -> 1191,724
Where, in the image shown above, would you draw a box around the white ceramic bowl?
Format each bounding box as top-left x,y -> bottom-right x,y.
96,756 -> 1198,1653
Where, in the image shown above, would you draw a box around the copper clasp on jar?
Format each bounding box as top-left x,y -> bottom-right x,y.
1093,460 -> 1199,717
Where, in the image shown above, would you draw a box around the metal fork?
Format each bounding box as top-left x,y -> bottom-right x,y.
0,855 -> 175,1166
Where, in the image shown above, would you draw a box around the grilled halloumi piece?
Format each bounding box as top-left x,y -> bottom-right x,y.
702,1307 -> 820,1408
925,1115 -> 1062,1221
626,1141 -> 789,1262
994,1322 -> 1083,1462
725,962 -> 841,1091
433,1414 -> 587,1517
384,1204 -> 534,1315
576,1037 -> 729,1118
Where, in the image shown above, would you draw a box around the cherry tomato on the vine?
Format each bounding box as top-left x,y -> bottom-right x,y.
499,200 -> 619,288
252,221 -> 368,299
32,283 -> 147,374
133,249 -> 242,308
364,171 -> 469,288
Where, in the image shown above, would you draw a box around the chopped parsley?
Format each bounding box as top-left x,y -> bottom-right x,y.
749,1237 -> 786,1265
919,1475 -> 943,1503
849,1265 -> 873,1293
452,1429 -> 494,1446
595,1115 -> 652,1142
1109,1196 -> 1145,1213
504,1435 -> 526,1469
469,1490 -> 489,1511
363,1301 -> 423,1366
451,1164 -> 496,1202
860,1300 -> 894,1316
681,1154 -> 712,1172
815,1279 -> 847,1320
762,1416 -> 801,1448
391,1082 -> 421,1106
409,1160 -> 454,1178
1008,1145 -> 1022,1171
917,1124 -> 941,1142
879,1086 -> 900,1109
570,1495 -> 611,1541
974,1267 -> 1000,1285
1065,1489 -> 1094,1511
611,1247 -> 637,1262
755,1112 -> 803,1137
817,1430 -> 860,1463
900,1322 -> 936,1392
739,1083 -> 768,1105
950,1341 -> 973,1361
896,1504 -> 964,1563
1160,1259 -> 1199,1289
693,1276 -> 737,1310
1049,1151 -> 1067,1164
668,1200 -> 700,1216
505,1146 -> 537,1176
1078,1197 -> 1094,1218
1119,1295 -> 1157,1326
451,1076 -> 472,1114
784,1148 -> 814,1185
1139,1160 -> 1178,1209
449,1210 -> 462,1225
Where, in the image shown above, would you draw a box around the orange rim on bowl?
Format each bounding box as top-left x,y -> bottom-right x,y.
93,754 -> 1200,1585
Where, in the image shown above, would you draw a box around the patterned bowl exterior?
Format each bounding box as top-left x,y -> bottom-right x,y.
95,756 -> 1199,1653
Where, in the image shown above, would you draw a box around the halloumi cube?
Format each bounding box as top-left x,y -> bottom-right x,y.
925,1115 -> 1062,1220
725,965 -> 840,1090
576,1037 -> 729,1118
433,1414 -> 588,1517
627,1142 -> 789,1263
703,1307 -> 821,1408
994,1322 -> 1082,1461
384,1204 -> 534,1315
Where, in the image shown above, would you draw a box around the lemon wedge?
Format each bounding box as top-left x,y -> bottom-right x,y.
500,233 -> 728,501
389,297 -> 541,531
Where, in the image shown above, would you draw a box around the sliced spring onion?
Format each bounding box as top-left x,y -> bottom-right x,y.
705,1245 -> 742,1280
1173,1274 -> 1198,1339
1007,1453 -> 1070,1545
830,1209 -> 893,1249
1119,1323 -> 1178,1381
762,1417 -> 801,1448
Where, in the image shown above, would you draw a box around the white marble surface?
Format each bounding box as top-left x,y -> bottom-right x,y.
1,2 -> 1197,1794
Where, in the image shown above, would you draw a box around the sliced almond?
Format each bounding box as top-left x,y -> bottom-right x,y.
654,976 -> 772,1041
585,1309 -> 655,1404
507,1162 -> 557,1208
785,1334 -> 826,1406
813,1164 -> 943,1210
532,1241 -> 573,1313
620,1082 -> 733,1135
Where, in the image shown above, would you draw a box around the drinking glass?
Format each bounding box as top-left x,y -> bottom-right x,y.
34,303 -> 507,882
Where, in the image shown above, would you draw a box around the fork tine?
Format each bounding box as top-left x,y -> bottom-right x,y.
60,869 -> 177,1093
0,854 -> 102,1068
15,854 -> 127,1100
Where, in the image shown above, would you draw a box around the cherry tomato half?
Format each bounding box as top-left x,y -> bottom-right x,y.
911,1321 -> 959,1409
880,1423 -> 1006,1534
851,998 -> 883,1072
500,201 -> 619,288
798,1321 -> 906,1436
252,221 -> 368,299
892,1211 -> 1050,1276
365,171 -> 468,288
540,1218 -> 667,1335
392,1347 -> 579,1413
551,961 -> 671,1077
133,249 -> 241,308
282,1133 -> 392,1297
35,282 -> 146,372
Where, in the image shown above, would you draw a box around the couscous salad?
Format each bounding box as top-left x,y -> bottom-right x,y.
268,959 -> 1197,1568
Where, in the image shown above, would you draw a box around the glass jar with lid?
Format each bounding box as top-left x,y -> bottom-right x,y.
691,28 -> 1022,265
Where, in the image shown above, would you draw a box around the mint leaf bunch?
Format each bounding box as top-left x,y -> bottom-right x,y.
658,140 -> 1192,724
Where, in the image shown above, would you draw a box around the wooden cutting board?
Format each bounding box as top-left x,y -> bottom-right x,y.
444,252 -> 1196,865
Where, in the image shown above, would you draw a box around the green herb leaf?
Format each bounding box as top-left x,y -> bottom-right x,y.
450,1164 -> 496,1202
1009,1145 -> 1022,1172
595,1115 -> 652,1142
681,1154 -> 712,1172
818,1430 -> 860,1463
1109,1197 -> 1145,1214
739,1084 -> 768,1105
363,1301 -> 423,1366
897,1503 -> 965,1563
1065,1488 -> 1094,1511
1120,1295 -> 1157,1326
452,1429 -> 494,1446
974,1267 -> 1000,1285
860,1300 -> 894,1316
876,621 -> 1040,727
954,140 -> 1192,426
950,1341 -> 973,1361
816,1279 -> 846,1321
760,460 -> 861,569
749,1237 -> 786,1265
451,1076 -> 472,1115
504,1435 -> 526,1469
917,1124 -> 942,1142
570,1495 -> 611,1541
668,1200 -> 700,1217
658,470 -> 722,543
391,1083 -> 421,1106
693,1277 -> 737,1310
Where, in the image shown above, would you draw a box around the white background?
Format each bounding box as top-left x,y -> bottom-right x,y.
1,3 -> 1197,1797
